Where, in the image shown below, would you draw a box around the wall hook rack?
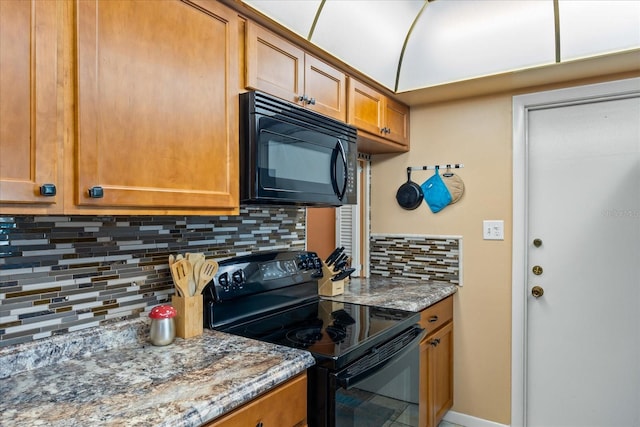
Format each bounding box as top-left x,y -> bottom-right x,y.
407,163 -> 464,173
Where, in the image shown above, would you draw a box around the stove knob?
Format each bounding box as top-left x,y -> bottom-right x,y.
299,259 -> 308,270
232,269 -> 245,285
218,272 -> 229,287
313,257 -> 321,269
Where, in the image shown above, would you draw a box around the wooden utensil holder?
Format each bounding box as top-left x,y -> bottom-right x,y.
318,262 -> 347,297
171,294 -> 203,339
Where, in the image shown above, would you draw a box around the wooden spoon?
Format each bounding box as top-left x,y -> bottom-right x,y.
195,260 -> 218,295
186,253 -> 205,296
170,259 -> 191,298
187,252 -> 205,265
193,258 -> 204,294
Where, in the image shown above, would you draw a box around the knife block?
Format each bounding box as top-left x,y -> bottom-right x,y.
171,294 -> 203,339
318,262 -> 347,297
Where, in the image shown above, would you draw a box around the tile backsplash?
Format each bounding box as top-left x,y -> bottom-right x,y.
369,234 -> 461,284
0,207 -> 305,347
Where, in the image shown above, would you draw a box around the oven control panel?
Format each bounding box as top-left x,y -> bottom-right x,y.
205,251 -> 322,302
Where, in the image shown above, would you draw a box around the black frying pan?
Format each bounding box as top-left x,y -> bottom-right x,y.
396,168 -> 423,210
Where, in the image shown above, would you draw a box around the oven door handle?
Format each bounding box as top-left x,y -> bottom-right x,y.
330,140 -> 348,201
331,325 -> 425,390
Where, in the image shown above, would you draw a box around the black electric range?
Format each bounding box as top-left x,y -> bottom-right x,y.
202,250 -> 423,427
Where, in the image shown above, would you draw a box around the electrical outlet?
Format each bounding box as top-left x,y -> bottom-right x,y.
483,220 -> 504,240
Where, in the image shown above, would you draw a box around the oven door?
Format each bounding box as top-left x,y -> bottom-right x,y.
328,325 -> 424,427
255,115 -> 350,205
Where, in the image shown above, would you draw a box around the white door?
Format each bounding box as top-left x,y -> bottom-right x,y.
524,87 -> 640,426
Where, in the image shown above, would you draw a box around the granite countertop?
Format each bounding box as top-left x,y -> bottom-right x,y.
322,276 -> 457,312
0,276 -> 454,426
0,318 -> 315,427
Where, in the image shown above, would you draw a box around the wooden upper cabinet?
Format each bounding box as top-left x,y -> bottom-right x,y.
348,78 -> 410,153
347,80 -> 384,136
384,96 -> 410,146
303,55 -> 347,121
0,0 -> 61,210
75,0 -> 239,213
246,21 -> 304,104
246,21 -> 346,122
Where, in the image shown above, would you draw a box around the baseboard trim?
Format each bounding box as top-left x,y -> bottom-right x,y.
443,410 -> 510,427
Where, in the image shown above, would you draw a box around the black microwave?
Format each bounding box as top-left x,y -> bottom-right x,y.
239,91 -> 358,206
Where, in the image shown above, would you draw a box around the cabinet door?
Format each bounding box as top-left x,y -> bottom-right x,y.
76,0 -> 238,211
347,78 -> 384,136
205,373 -> 307,427
384,97 -> 409,146
420,321 -> 454,427
0,0 -> 60,209
246,21 -> 304,105
304,55 -> 346,121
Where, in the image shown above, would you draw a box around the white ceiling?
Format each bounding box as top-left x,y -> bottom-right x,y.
242,0 -> 640,93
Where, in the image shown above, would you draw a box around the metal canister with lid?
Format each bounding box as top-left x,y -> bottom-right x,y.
149,305 -> 177,346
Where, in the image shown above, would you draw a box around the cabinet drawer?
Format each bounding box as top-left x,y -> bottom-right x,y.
420,296 -> 453,334
205,373 -> 307,427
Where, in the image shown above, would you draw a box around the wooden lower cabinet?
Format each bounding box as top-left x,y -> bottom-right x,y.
203,373 -> 307,427
419,296 -> 454,427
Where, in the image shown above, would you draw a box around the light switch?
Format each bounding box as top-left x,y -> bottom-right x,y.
483,220 -> 504,240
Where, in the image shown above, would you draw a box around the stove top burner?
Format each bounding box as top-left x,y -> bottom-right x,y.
325,325 -> 347,343
284,324 -> 348,348
286,327 -> 323,347
245,319 -> 284,336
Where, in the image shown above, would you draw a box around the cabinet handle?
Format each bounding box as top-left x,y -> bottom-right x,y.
88,186 -> 104,198
39,184 -> 57,197
298,95 -> 316,105
256,421 -> 264,427
429,338 -> 441,347
428,315 -> 438,323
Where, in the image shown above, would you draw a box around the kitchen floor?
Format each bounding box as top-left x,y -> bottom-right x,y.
337,388 -> 464,427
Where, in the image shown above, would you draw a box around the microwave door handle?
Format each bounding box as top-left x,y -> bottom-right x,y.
330,140 -> 348,200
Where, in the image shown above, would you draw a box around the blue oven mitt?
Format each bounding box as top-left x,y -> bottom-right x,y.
421,167 -> 452,213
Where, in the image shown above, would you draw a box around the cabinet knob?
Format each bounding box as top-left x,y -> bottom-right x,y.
307,97 -> 316,105
429,338 -> 441,347
88,186 -> 104,198
39,184 -> 57,197
533,238 -> 543,247
256,421 -> 264,427
298,95 -> 306,103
